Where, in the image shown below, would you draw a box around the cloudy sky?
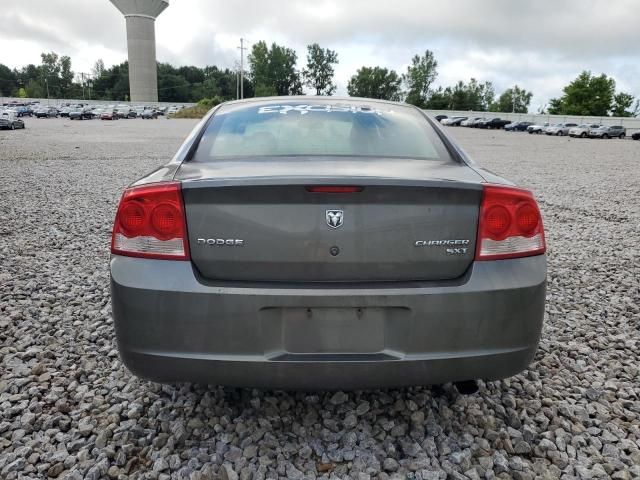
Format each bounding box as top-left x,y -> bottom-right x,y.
1,0 -> 639,110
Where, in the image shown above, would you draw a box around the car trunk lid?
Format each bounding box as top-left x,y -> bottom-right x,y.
177,158 -> 483,282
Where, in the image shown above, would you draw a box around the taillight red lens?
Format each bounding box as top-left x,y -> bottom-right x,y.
516,204 -> 539,234
119,202 -> 145,235
151,203 -> 181,238
476,185 -> 546,261
484,205 -> 511,238
111,182 -> 190,260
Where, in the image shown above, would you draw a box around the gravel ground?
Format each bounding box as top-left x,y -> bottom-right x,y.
1,118 -> 639,480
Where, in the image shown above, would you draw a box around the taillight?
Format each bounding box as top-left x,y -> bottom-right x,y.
475,185 -> 546,261
111,182 -> 190,260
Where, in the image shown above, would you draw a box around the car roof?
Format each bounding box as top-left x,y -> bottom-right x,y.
220,95 -> 417,110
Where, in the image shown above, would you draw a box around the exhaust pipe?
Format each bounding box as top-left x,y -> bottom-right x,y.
454,380 -> 479,395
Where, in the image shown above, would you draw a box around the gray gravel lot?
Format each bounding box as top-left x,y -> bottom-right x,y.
1,118 -> 639,480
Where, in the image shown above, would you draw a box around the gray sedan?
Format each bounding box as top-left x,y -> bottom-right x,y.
0,111 -> 26,130
110,97 -> 547,390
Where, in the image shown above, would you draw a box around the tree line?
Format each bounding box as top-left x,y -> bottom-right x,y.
0,46 -> 637,117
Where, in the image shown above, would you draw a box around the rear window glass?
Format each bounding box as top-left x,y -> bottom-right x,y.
192,101 -> 446,161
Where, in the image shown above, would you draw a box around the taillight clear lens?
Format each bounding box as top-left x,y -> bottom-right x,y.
476,185 -> 546,261
111,182 -> 190,260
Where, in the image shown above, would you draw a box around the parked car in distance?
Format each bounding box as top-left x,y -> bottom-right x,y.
100,110 -> 119,120
469,117 -> 488,128
632,131 -> 640,140
589,125 -> 626,139
545,123 -> 578,136
568,124 -> 601,138
59,107 -> 72,117
115,107 -> 134,119
141,109 -> 158,119
478,118 -> 511,129
14,106 -> 33,117
0,111 -> 26,130
110,97 -> 547,390
504,121 -> 533,132
527,122 -> 550,134
441,116 -> 468,126
461,117 -> 482,127
433,114 -> 448,122
69,108 -> 95,120
35,107 -> 59,118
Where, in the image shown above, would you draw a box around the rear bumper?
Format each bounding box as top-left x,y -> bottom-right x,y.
110,255 -> 546,389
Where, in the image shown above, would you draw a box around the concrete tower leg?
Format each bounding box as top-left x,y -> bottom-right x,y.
126,15 -> 159,102
109,0 -> 169,103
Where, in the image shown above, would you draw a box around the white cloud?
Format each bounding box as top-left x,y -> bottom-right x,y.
1,0 -> 639,106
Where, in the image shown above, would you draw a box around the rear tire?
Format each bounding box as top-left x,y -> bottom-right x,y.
603,134 -> 609,139
11,124 -> 15,130
619,134 -> 625,139
581,132 -> 587,138
556,131 -> 562,136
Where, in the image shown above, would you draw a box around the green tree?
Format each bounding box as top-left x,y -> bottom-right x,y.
470,79 -> 495,111
177,65 -> 205,86
548,71 -> 615,116
249,41 -> 302,96
40,52 -> 61,95
422,79 -> 495,111
92,59 -> 105,79
59,55 -> 74,97
347,66 -> 403,101
611,92 -> 637,117
254,83 -> 278,97
303,43 -> 338,95
158,74 -> 190,102
25,79 -> 45,98
194,66 -> 251,101
489,85 -> 533,113
424,86 -> 453,109
404,50 -> 438,108
157,63 -> 191,101
0,64 -> 18,96
448,79 -> 494,111
248,41 -> 270,92
91,61 -> 129,100
14,64 -> 40,93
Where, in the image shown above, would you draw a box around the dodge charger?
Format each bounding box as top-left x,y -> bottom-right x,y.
110,97 -> 546,390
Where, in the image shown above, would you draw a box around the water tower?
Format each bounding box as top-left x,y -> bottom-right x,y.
109,0 -> 169,102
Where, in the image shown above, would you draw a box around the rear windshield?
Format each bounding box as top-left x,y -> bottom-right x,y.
192,101 -> 447,161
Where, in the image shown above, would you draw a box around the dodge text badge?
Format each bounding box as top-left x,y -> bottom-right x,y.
197,238 -> 244,246
326,210 -> 344,229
